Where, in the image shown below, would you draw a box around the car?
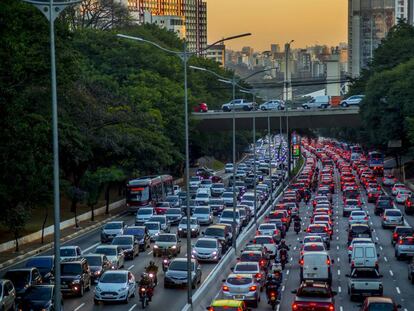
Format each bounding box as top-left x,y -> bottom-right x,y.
0,279 -> 16,311
349,211 -> 369,226
144,221 -> 161,241
149,215 -> 170,233
154,202 -> 171,215
391,226 -> 413,245
299,252 -> 333,285
382,209 -> 404,229
291,281 -> 336,311
300,242 -> 326,255
359,297 -> 401,311
395,236 -> 414,259
225,163 -> 234,174
367,189 -> 382,203
60,258 -> 92,297
221,274 -> 260,307
375,199 -> 394,216
83,254 -> 111,283
4,268 -> 42,298
178,217 -> 200,238
111,235 -> 139,260
305,224 -> 330,249
251,235 -> 277,258
348,224 -> 372,244
351,243 -> 379,270
382,175 -> 397,187
194,102 -> 208,112
346,268 -> 383,300
94,245 -> 125,269
340,95 -> 364,107
222,192 -> 235,207
203,224 -> 232,251
392,183 -> 407,196
211,183 -> 225,197
195,190 -> 211,205
164,258 -> 202,288
222,99 -> 254,112
220,209 -> 241,227
135,207 -> 154,225
192,238 -> 222,262
153,233 -> 181,257
25,256 -> 54,283
165,208 -> 183,225
408,256 -> 414,284
60,246 -> 82,261
101,221 -> 126,243
209,198 -> 225,216
404,193 -> 414,214
302,96 -> 331,109
396,189 -> 412,204
17,285 -> 59,311
94,270 -> 136,304
348,238 -> 374,261
193,206 -> 213,225
165,195 -> 180,208
257,223 -> 281,242
207,299 -> 250,311
124,226 -> 151,251
232,262 -> 265,289
343,199 -> 362,217
259,100 -> 285,111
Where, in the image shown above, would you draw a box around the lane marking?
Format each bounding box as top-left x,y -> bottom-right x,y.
148,251 -> 153,255
337,257 -> 340,262
83,242 -> 101,254
337,269 -> 341,275
282,285 -> 285,291
128,304 -> 137,311
396,287 -> 401,294
384,256 -> 388,262
290,257 -> 293,261
340,306 -> 343,311
336,236 -> 339,240
74,303 -> 85,311
286,270 -> 290,275
337,246 -> 339,250
379,246 -> 383,251
389,270 -> 393,277
128,265 -> 134,270
293,246 -> 297,250
375,236 -> 379,241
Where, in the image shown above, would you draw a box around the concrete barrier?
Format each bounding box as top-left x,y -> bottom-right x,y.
0,199 -> 125,253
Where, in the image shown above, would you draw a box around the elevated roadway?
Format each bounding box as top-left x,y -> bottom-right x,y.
192,107 -> 361,131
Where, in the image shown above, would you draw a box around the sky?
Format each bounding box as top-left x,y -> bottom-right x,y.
207,0 -> 347,51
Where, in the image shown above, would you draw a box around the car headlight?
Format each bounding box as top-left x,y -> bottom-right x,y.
192,249 -> 197,254
72,280 -> 80,284
154,245 -> 159,249
118,287 -> 128,292
212,251 -> 217,255
171,245 -> 177,249
94,270 -> 102,276
179,228 -> 183,231
95,286 -> 102,292
191,228 -> 196,231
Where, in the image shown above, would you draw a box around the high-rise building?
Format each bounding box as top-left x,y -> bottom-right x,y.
270,44 -> 280,53
395,0 -> 414,23
348,0 -> 396,77
128,0 -> 207,53
206,43 -> 225,66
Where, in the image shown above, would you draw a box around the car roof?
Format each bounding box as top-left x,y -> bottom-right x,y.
366,296 -> 394,303
227,274 -> 253,280
210,299 -> 244,307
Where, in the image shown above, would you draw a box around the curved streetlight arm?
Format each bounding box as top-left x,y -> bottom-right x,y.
190,65 -> 230,82
201,33 -> 252,53
117,34 -> 181,56
240,67 -> 278,81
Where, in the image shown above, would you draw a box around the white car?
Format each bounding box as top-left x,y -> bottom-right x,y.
340,95 -> 364,107
95,245 -> 125,269
60,246 -> 82,261
94,270 -> 136,304
252,235 -> 277,258
392,183 -> 407,196
347,238 -> 374,261
396,189 -> 412,204
348,211 -> 369,226
259,100 -> 285,111
224,163 -> 234,173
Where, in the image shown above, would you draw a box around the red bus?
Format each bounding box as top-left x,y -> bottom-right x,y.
126,175 -> 173,213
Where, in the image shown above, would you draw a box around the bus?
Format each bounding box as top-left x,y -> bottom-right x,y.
126,175 -> 173,213
350,145 -> 362,154
368,151 -> 384,177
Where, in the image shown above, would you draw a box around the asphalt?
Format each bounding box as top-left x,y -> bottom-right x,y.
211,156 -> 414,311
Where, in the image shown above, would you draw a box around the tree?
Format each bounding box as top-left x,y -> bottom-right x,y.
81,170 -> 103,221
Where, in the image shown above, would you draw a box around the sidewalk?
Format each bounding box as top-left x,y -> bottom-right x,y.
0,205 -> 125,269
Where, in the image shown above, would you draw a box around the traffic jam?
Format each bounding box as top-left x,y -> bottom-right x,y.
0,137 -> 287,310
207,139 -> 414,311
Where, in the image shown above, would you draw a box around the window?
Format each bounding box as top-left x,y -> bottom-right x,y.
354,247 -> 364,258
365,247 -> 375,258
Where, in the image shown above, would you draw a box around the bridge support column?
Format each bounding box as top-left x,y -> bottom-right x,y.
288,129 -> 291,180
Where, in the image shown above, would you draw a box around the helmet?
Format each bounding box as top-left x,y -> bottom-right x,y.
280,239 -> 286,245
149,261 -> 155,266
270,263 -> 282,273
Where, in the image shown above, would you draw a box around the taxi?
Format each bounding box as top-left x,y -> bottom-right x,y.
207,299 -> 250,311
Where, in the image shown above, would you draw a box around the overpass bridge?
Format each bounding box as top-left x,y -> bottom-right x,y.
192,107 -> 361,131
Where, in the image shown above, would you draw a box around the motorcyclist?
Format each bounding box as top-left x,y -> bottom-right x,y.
145,261 -> 159,285
277,239 -> 290,252
304,189 -> 311,204
138,272 -> 154,301
265,269 -> 283,302
293,216 -> 302,233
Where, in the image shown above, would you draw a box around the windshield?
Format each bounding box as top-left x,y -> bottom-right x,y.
138,209 -> 153,215
100,273 -> 127,284
195,240 -> 216,248
352,226 -> 370,233
180,218 -> 198,225
169,261 -> 195,271
112,237 -> 132,245
25,258 -> 52,272
194,207 -> 209,214
96,248 -> 117,256
235,264 -> 258,272
255,237 -> 273,244
4,271 -> 30,287
297,286 -> 330,298
221,211 -> 238,218
386,211 -> 401,216
227,277 -> 252,285
23,286 -> 52,300
84,256 -> 102,266
210,199 -> 223,205
222,193 -> 233,198
197,193 -> 209,198
145,223 -> 159,230
157,235 -> 176,242
205,228 -> 224,237
367,303 -> 394,311
212,184 -> 224,189
124,228 -> 144,237
166,196 -> 178,203
352,269 -> 379,278
61,263 -> 82,275
260,225 -> 275,230
166,209 -> 181,215
60,249 -> 76,256
240,253 -> 261,262
309,226 -> 325,233
104,223 -> 122,230
127,186 -> 149,202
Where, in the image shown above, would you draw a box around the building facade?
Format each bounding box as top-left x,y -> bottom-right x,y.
395,0 -> 414,23
206,43 -> 225,66
348,0 -> 396,77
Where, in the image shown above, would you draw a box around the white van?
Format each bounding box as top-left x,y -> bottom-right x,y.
300,251 -> 333,285
351,243 -> 378,270
302,96 -> 330,109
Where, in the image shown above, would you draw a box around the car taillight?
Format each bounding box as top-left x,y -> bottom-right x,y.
255,273 -> 262,279
329,303 -> 335,311
222,285 -> 229,292
348,246 -> 353,251
324,227 -> 329,232
292,303 -> 299,310
351,260 -> 355,268
299,259 -> 304,266
364,216 -> 368,220
256,230 -> 260,235
249,285 -> 257,291
349,217 -> 353,220
399,239 -> 403,245
282,218 -> 287,222
393,233 -> 398,238
326,259 -> 331,265
307,228 -> 311,232
260,260 -> 266,266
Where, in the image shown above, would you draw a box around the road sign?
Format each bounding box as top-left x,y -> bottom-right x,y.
292,144 -> 300,158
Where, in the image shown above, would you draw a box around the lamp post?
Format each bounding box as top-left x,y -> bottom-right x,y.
117,32 -> 251,306
190,67 -> 276,251
20,1 -> 81,310
284,40 -> 294,180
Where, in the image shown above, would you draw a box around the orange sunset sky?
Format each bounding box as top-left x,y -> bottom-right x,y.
207,0 -> 348,51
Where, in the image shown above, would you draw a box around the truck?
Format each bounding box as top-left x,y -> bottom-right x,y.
302,96 -> 331,109
347,268 -> 383,300
222,99 -> 254,112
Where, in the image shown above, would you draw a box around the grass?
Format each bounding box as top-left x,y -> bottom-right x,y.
211,159 -> 225,171
0,186 -> 123,243
291,155 -> 304,177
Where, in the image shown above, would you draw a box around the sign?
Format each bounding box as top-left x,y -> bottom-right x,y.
292,144 -> 300,158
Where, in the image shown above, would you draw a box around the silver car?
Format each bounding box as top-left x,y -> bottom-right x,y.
340,95 -> 364,107
395,236 -> 414,259
193,207 -> 213,225
135,208 -> 154,225
382,209 -> 404,229
178,217 -> 200,238
232,262 -> 265,289
0,279 -> 15,311
111,235 -> 139,260
192,238 -> 222,262
101,221 -> 126,243
259,100 -> 285,111
348,211 -> 369,226
94,270 -> 136,304
149,215 -> 170,233
221,274 -> 260,307
144,221 -> 161,241
95,245 -> 125,269
257,223 -> 281,242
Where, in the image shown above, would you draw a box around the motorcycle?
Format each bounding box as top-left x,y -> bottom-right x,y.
162,256 -> 171,272
266,285 -> 280,310
294,221 -> 301,234
139,286 -> 150,309
148,272 -> 157,286
279,249 -> 288,270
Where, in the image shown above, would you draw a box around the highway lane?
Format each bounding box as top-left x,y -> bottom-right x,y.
210,155 -> 414,311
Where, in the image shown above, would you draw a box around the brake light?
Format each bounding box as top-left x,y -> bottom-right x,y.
307,228 -> 311,232
326,259 -> 331,265
255,273 -> 262,279
292,303 -> 299,310
324,227 -> 329,232
399,239 -> 403,245
348,246 -> 353,251
249,285 -> 257,291
299,259 -> 304,266
260,259 -> 266,266
222,285 -> 229,292
329,304 -> 335,311
349,217 -> 353,220
282,218 -> 287,222
393,233 -> 398,238
351,260 -> 355,268
274,230 -> 279,235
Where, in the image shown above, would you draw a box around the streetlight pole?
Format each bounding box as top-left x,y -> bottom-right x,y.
118,32 -> 251,306
284,40 -> 294,180
21,1 -> 80,310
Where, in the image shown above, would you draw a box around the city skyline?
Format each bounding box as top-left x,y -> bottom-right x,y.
207,0 -> 347,51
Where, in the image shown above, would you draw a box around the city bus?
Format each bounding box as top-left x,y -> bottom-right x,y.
126,175 -> 173,213
368,151 -> 384,177
350,145 -> 362,154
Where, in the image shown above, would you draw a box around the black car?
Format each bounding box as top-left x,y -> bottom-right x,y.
408,257 -> 414,284
375,199 -> 394,216
60,258 -> 91,297
348,224 -> 372,244
25,256 -> 54,283
17,285 -> 61,311
82,254 -> 111,283
405,194 -> 414,215
164,258 -> 202,288
124,226 -> 151,251
203,224 -> 232,251
4,268 -> 42,298
165,208 -> 183,225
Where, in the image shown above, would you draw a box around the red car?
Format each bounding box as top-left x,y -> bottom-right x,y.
291,281 -> 336,311
154,202 -> 171,214
359,297 -> 401,311
193,102 -> 208,112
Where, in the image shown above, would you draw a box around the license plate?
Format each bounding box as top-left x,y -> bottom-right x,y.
306,273 -> 316,277
270,297 -> 276,301
234,295 -> 245,300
